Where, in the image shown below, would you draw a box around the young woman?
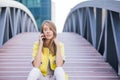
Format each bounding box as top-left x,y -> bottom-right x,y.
27,20 -> 66,80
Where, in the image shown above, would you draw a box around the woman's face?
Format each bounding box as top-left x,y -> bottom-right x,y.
42,24 -> 54,40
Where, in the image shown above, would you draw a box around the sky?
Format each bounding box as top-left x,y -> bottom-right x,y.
51,0 -> 86,33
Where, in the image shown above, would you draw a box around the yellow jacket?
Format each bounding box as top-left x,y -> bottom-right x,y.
32,41 -> 65,76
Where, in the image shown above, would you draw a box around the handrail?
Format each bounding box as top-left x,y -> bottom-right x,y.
0,0 -> 38,47
63,0 -> 120,76
0,0 -> 38,29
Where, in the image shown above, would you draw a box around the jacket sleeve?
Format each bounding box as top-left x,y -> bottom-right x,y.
60,42 -> 66,61
32,41 -> 39,59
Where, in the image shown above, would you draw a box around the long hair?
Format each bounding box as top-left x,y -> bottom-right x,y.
40,20 -> 57,55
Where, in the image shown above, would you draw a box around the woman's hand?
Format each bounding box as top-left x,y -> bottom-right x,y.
39,34 -> 45,46
53,38 -> 59,46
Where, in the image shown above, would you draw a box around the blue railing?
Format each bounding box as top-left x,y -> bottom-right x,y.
63,0 -> 120,76
0,0 -> 38,47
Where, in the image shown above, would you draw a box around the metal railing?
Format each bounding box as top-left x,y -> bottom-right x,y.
0,0 -> 38,47
63,0 -> 120,76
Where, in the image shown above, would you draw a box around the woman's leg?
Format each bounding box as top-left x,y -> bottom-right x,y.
54,67 -> 65,80
27,67 -> 42,80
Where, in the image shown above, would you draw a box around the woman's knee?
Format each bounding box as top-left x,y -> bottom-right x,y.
27,67 -> 42,80
54,67 -> 65,75
54,67 -> 65,80
28,67 -> 41,76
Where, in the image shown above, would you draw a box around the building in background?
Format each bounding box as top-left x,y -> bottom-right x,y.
51,1 -> 56,23
16,0 -> 51,30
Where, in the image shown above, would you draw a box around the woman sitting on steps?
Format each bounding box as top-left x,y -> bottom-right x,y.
27,20 -> 67,80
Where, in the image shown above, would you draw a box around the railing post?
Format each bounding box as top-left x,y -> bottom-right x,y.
118,63 -> 120,76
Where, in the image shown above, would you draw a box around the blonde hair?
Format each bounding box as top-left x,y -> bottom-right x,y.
40,20 -> 57,55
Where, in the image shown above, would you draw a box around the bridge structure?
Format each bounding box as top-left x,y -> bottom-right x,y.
0,0 -> 120,80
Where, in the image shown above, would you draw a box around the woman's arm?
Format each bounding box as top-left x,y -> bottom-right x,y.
54,39 -> 64,67
32,34 -> 44,67
32,44 -> 42,67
